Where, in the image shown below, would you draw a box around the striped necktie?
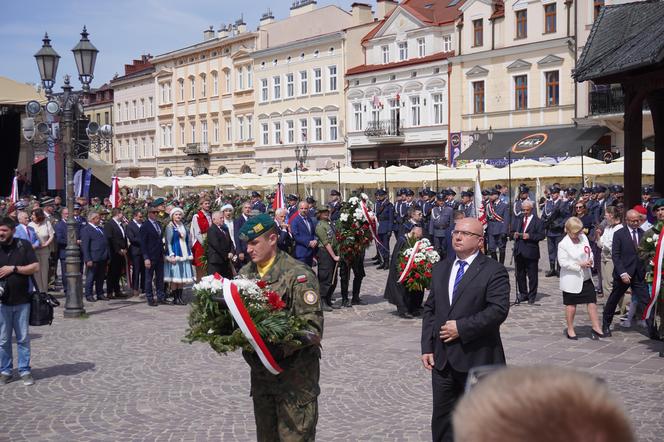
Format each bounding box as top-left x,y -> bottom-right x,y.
452,260 -> 468,302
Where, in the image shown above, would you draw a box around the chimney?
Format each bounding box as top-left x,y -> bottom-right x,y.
203,25 -> 215,41
351,2 -> 373,26
235,16 -> 246,34
218,24 -> 230,38
290,0 -> 317,17
376,0 -> 398,19
260,8 -> 275,27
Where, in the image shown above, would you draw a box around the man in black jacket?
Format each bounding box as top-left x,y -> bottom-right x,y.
80,212 -> 110,302
511,201 -> 545,304
139,206 -> 167,306
125,209 -> 145,296
104,208 -> 128,299
206,211 -> 235,278
421,217 -> 510,442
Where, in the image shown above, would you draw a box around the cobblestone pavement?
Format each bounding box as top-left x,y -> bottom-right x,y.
2,243 -> 664,441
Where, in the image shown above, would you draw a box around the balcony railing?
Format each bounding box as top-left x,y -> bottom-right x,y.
589,87 -> 649,116
183,142 -> 209,155
364,119 -> 403,138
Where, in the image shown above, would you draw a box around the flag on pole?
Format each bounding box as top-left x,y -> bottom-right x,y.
110,176 -> 121,208
10,174 -> 19,203
272,179 -> 285,211
474,165 -> 486,225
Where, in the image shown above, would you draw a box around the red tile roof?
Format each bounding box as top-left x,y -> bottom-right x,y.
490,0 -> 504,20
346,50 -> 453,75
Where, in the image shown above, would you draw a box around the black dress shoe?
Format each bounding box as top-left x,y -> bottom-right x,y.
565,330 -> 578,340
591,329 -> 605,340
115,293 -> 129,299
602,325 -> 612,337
324,300 -> 340,310
322,303 -> 333,312
351,298 -> 367,306
85,297 -> 97,302
97,295 -> 109,301
399,312 -> 414,319
148,300 -> 158,307
158,299 -> 172,305
341,299 -> 351,308
527,299 -> 536,305
545,270 -> 556,277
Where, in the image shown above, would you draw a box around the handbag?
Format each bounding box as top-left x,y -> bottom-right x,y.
28,276 -> 60,326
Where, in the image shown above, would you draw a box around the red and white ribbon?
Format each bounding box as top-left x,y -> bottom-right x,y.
643,233 -> 664,320
360,201 -> 385,251
221,278 -> 283,375
398,240 -> 423,284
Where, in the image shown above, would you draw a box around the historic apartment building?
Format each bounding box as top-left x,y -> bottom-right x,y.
345,0 -> 459,168
150,22 -> 258,177
110,55 -> 157,177
83,83 -> 114,165
251,1 -> 357,174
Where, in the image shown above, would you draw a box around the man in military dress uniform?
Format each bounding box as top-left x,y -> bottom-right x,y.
392,189 -> 405,240
420,189 -> 435,238
429,191 -> 453,259
328,190 -> 342,223
541,186 -> 567,277
238,214 -> 324,442
444,189 -> 458,210
513,185 -> 531,218
314,208 -> 340,311
286,194 -> 299,223
459,191 -> 475,217
250,191 -> 267,213
374,189 -> 393,269
591,186 -> 608,224
486,189 -> 509,264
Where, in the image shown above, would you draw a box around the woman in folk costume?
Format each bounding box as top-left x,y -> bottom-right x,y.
190,197 -> 212,281
165,207 -> 194,305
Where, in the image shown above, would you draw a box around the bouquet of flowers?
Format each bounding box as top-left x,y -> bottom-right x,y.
642,221 -> 664,284
397,238 -> 440,292
335,194 -> 373,261
185,274 -> 309,355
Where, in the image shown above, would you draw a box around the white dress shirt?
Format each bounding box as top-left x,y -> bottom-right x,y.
448,251 -> 480,304
225,219 -> 235,247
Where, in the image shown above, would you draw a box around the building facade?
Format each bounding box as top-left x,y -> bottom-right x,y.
110,55 -> 157,177
83,83 -> 114,164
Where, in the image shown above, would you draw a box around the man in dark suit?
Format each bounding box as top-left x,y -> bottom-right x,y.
602,209 -> 649,336
421,217 -> 510,442
206,211 -> 235,278
126,208 -> 145,296
511,200 -> 545,304
104,208 -> 128,299
290,201 -> 317,266
140,205 -> 167,306
80,211 -> 110,302
374,189 -> 393,269
233,202 -> 252,270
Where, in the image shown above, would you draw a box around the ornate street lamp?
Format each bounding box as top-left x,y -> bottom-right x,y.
294,144 -> 309,197
71,26 -> 98,92
34,33 -> 61,96
473,126 -> 494,162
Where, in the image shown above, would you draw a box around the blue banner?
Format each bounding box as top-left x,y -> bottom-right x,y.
83,168 -> 92,198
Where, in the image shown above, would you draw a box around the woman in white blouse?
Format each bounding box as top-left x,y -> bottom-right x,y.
597,206 -> 622,296
28,208 -> 55,293
558,217 -> 604,340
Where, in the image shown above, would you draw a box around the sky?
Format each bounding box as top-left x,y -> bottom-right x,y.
0,0 -> 347,90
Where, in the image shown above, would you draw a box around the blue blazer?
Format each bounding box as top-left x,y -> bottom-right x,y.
80,223 -> 109,263
511,214 -> 545,260
15,224 -> 40,249
290,214 -> 316,260
376,200 -> 394,234
139,220 -> 165,262
612,226 -> 645,279
54,220 -> 68,259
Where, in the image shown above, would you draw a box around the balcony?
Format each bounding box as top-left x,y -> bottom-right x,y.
589,87 -> 649,116
182,142 -> 209,155
364,119 -> 405,143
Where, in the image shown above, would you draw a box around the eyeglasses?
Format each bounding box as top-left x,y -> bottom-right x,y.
451,230 -> 482,238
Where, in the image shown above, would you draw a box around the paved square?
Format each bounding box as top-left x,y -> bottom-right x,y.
2,244 -> 664,441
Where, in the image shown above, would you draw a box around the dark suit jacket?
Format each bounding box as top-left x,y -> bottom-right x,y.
207,224 -> 234,265
511,214 -> 545,260
104,219 -> 127,255
421,253 -> 510,372
290,214 -> 316,260
612,226 -> 645,279
80,223 -> 109,263
126,221 -> 142,257
139,219 -> 165,262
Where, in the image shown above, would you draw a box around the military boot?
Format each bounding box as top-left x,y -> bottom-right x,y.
351,279 -> 367,305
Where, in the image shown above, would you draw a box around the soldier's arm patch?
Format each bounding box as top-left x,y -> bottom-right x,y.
303,290 -> 318,305
297,275 -> 308,283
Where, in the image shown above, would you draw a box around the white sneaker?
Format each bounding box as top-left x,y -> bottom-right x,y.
619,318 -> 632,328
20,373 -> 34,386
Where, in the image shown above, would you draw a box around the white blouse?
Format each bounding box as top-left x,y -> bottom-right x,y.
599,223 -> 622,253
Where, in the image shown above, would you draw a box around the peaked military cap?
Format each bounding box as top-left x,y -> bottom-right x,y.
330,189 -> 341,196
581,187 -> 593,194
405,189 -> 415,196
287,194 -> 299,201
375,189 -> 387,196
251,191 -> 261,198
490,189 -> 500,196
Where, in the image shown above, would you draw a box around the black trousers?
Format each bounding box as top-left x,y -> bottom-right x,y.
106,252 -> 124,295
130,253 -> 145,292
546,235 -> 562,266
207,261 -> 234,279
407,289 -> 424,314
317,249 -> 337,302
340,252 -> 365,300
515,254 -> 539,302
431,364 -> 468,442
603,273 -> 649,326
377,232 -> 391,264
85,260 -> 107,298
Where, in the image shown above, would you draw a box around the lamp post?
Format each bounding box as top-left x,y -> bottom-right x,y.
472,126 -> 494,163
26,28 -> 105,318
294,144 -> 308,197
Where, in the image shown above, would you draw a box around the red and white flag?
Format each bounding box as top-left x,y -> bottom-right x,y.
273,180 -> 285,211
397,240 -> 424,284
9,174 -> 19,203
110,176 -> 121,208
473,166 -> 486,225
643,233 -> 663,320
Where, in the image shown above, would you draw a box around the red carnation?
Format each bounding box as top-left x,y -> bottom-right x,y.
415,273 -> 421,279
424,272 -> 432,278
400,263 -> 406,269
427,263 -> 433,269
408,278 -> 414,283
266,291 -> 286,311
257,280 -> 267,289
213,272 -> 222,280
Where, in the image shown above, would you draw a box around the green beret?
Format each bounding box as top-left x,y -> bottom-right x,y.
151,197 -> 165,208
239,213 -> 275,241
653,198 -> 664,210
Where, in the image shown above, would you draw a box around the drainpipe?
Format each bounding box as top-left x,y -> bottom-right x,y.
448,62 -> 452,165
573,0 -> 578,121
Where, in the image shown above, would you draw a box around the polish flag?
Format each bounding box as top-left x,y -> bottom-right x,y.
474,166 -> 486,226
110,176 -> 121,208
273,180 -> 285,211
9,175 -> 19,203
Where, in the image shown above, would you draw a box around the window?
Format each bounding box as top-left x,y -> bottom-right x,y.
190,77 -> 195,99
443,34 -> 453,52
148,137 -> 154,157
274,122 -> 282,144
212,72 -> 218,95
224,70 -> 231,93
473,81 -> 485,114
273,76 -> 281,99
104,111 -> 109,124
473,19 -> 483,47
124,101 -> 129,120
313,117 -> 322,141
213,119 -> 219,144
432,93 -> 444,124
382,45 -> 390,64
179,79 -> 185,101
353,103 -> 363,131
148,97 -> 154,117
247,116 -> 253,140
544,3 -> 556,33
514,75 -> 528,110
328,66 -> 337,91
247,65 -> 253,88
180,123 -> 185,145
225,118 -> 232,142
516,10 -> 527,39
237,67 -> 244,90
545,71 -> 559,106
398,42 -> 408,61
286,73 -> 294,97
140,99 -> 145,118
300,118 -> 308,142
116,103 -> 121,122
261,123 -> 269,145
238,116 -> 244,140
328,116 -> 338,141
287,120 -> 294,143
417,38 -> 426,57
261,79 -> 268,102
201,120 -> 208,144
410,96 -> 421,126
190,121 -> 196,143
200,74 -> 207,98
594,0 -> 604,20
132,100 -> 137,119
313,68 -> 322,93
300,71 -> 308,95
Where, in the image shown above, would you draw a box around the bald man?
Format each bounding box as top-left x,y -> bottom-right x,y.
421,217 -> 510,442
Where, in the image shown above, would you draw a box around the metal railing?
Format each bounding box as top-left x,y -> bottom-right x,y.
183,142 -> 209,155
364,119 -> 403,137
589,87 -> 649,116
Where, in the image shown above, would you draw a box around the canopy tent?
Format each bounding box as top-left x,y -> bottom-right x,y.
74,157 -> 114,186
0,76 -> 44,105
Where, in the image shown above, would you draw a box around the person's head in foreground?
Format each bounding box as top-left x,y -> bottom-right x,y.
452,366 -> 634,442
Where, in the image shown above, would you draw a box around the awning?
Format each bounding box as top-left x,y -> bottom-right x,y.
74,157 -> 114,186
457,125 -> 609,161
0,76 -> 45,105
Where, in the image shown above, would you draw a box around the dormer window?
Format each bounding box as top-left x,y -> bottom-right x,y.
473,19 -> 483,47
398,42 -> 408,61
382,45 -> 390,64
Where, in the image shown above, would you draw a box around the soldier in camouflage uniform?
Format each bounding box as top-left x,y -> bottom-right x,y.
639,198 -> 664,343
238,214 -> 324,442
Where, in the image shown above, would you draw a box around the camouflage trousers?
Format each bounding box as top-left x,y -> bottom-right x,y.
253,391 -> 318,442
